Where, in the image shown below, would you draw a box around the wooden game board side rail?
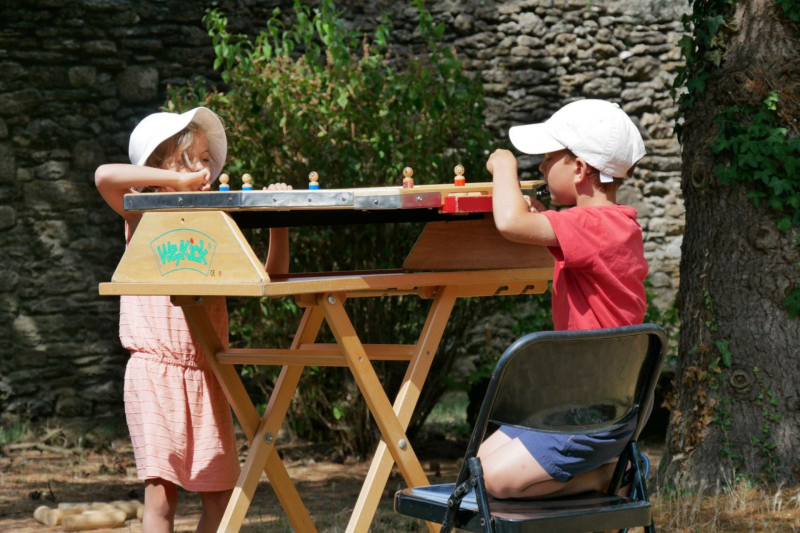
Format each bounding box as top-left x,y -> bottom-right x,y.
394,179 -> 540,196
100,267 -> 552,298
99,282 -> 264,297
216,344 -> 416,366
260,267 -> 553,297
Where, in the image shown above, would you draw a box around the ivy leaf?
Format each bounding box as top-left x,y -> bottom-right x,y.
715,340 -> 733,368
783,286 -> 800,317
777,216 -> 793,232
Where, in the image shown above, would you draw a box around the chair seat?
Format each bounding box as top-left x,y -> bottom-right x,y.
395,483 -> 652,533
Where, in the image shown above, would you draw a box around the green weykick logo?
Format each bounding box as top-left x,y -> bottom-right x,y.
150,229 -> 217,277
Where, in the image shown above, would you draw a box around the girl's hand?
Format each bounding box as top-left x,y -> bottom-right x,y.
486,149 -> 518,176
263,183 -> 293,191
523,195 -> 548,213
176,168 -> 211,192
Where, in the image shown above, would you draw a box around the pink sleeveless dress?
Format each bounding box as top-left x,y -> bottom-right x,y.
120,226 -> 241,492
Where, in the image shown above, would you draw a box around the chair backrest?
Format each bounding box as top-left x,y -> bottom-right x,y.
470,324 -> 666,451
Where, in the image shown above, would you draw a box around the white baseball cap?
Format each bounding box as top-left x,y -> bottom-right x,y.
128,107 -> 227,182
509,100 -> 645,183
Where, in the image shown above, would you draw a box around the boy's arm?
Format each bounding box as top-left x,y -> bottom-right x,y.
94,164 -> 210,220
488,150 -> 559,247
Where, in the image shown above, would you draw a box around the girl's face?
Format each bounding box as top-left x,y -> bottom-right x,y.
160,132 -> 213,192
187,132 -> 213,175
539,149 -> 578,205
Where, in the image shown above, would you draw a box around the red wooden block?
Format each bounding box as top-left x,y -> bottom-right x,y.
442,195 -> 493,214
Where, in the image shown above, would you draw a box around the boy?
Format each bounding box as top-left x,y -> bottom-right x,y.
480,99 -> 648,499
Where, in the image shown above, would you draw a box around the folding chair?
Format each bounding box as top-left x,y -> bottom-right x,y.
395,324 -> 667,533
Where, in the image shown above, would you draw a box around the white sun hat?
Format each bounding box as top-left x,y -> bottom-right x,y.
509,100 -> 645,183
128,107 -> 227,182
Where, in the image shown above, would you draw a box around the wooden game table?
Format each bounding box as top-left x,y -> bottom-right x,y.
99,180 -> 554,533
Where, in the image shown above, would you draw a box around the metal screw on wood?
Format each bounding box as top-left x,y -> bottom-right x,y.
194,296 -> 203,305
327,295 -> 336,304
265,433 -> 274,443
398,439 -> 407,450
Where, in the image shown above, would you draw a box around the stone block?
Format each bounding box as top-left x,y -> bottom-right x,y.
68,66 -> 97,88
55,394 -> 91,417
116,66 -> 158,103
582,76 -> 621,97
0,205 -> 16,231
454,13 -> 474,32
83,40 -> 117,55
34,160 -> 70,180
0,89 -> 42,116
0,143 -> 14,183
73,139 -> 106,171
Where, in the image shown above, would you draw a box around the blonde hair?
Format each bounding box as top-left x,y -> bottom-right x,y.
136,122 -> 209,192
563,149 -> 634,193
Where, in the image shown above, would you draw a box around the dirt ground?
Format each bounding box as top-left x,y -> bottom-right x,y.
0,429 -> 472,533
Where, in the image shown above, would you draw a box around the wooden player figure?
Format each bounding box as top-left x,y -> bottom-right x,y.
218,173 -> 230,191
242,173 -> 253,191
402,167 -> 414,189
454,164 -> 466,186
309,171 -> 320,190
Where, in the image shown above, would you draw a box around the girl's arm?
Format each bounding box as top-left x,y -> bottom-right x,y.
265,228 -> 290,275
487,149 -> 558,247
94,164 -> 210,220
262,182 -> 292,275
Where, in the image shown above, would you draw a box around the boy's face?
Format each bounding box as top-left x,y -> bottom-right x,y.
539,149 -> 578,205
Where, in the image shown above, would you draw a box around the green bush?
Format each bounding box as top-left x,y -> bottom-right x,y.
166,0 -> 515,457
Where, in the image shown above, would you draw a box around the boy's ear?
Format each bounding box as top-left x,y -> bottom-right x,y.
573,157 -> 591,184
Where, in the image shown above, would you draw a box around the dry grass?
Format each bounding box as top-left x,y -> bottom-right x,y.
651,477 -> 800,533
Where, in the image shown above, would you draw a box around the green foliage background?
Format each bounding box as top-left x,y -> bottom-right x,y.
166,0 -> 548,456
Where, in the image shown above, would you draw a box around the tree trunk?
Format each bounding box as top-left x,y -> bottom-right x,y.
660,0 -> 800,486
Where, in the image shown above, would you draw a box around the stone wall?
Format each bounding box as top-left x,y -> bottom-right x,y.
0,0 -> 686,419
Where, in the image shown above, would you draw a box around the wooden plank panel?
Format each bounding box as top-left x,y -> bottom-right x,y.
111,211 -> 267,286
403,217 -> 555,271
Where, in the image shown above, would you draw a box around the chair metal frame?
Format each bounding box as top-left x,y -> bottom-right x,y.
396,324 -> 667,533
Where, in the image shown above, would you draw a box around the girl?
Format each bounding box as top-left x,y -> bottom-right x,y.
95,107 -> 290,533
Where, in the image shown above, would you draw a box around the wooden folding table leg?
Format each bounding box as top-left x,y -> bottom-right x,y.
182,303 -> 322,533
345,286 -> 458,533
319,294 -> 431,508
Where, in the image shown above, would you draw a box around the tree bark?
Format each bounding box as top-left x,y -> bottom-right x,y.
660,0 -> 800,486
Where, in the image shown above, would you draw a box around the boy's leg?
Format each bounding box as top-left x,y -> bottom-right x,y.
478,435 -> 565,499
479,433 -> 622,500
197,488 -> 234,533
144,478 -> 178,533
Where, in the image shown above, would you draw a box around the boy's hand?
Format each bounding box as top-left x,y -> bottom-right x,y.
486,149 -> 518,176
176,168 -> 211,191
264,183 -> 293,191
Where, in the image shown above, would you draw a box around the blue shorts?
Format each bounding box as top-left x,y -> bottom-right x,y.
498,418 -> 636,483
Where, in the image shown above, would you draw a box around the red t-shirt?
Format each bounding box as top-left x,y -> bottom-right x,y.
541,205 -> 648,331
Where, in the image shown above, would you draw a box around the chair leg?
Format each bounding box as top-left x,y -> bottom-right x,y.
630,442 -> 656,533
439,458 -> 494,533
467,457 -> 494,533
